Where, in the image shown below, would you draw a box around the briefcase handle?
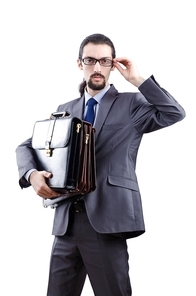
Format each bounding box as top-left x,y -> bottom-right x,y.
50,111 -> 71,119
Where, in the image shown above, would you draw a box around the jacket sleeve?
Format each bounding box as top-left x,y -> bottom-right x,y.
131,75 -> 186,133
15,137 -> 37,188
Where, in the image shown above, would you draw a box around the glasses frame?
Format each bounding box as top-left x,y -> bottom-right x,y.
82,57 -> 113,67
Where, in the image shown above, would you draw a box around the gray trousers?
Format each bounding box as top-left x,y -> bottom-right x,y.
46,206 -> 132,296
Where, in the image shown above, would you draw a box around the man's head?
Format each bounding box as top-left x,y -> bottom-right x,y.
77,33 -> 116,97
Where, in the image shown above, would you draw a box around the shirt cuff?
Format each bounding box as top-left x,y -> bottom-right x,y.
24,169 -> 37,182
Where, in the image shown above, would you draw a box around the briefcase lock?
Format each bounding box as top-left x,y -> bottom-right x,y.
85,134 -> 89,144
45,141 -> 52,157
76,123 -> 82,133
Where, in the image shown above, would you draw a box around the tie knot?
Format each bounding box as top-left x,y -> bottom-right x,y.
87,98 -> 97,107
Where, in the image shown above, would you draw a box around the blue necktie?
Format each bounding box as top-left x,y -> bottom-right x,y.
84,98 -> 97,125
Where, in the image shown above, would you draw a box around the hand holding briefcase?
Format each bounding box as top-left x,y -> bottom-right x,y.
32,111 -> 96,208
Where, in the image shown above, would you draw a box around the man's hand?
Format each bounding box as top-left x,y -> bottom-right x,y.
113,57 -> 145,87
29,170 -> 60,199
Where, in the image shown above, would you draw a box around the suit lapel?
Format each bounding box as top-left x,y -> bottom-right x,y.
71,97 -> 85,119
94,85 -> 118,140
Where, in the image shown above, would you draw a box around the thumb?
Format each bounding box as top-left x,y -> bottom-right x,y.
43,171 -> 53,179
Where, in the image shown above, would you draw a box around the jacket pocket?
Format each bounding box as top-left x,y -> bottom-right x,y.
107,175 -> 139,191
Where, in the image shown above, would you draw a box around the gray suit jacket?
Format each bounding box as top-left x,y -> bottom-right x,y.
16,76 -> 185,239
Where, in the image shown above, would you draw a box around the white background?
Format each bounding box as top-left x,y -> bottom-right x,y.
0,0 -> 195,295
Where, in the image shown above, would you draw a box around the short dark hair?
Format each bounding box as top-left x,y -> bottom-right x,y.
78,33 -> 116,60
78,33 -> 116,97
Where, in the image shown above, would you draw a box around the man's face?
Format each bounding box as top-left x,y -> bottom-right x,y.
77,43 -> 114,96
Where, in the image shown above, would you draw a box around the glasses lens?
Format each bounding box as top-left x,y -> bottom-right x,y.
83,58 -> 96,65
99,58 -> 113,67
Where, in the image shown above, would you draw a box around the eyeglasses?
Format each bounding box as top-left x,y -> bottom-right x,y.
82,57 -> 113,67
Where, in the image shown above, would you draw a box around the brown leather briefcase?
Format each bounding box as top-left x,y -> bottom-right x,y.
32,111 -> 96,208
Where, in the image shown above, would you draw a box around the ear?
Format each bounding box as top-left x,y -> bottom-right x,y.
77,59 -> 83,70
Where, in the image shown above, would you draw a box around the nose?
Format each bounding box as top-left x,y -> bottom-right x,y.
93,60 -> 101,72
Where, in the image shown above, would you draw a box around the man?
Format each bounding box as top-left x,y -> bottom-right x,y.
16,33 -> 185,296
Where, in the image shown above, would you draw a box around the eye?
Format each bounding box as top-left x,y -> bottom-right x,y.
84,58 -> 95,65
100,58 -> 112,66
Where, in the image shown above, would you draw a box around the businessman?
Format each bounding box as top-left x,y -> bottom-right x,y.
16,33 -> 186,296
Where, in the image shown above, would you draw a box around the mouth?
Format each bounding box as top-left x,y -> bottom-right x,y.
91,74 -> 104,81
92,76 -> 102,81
